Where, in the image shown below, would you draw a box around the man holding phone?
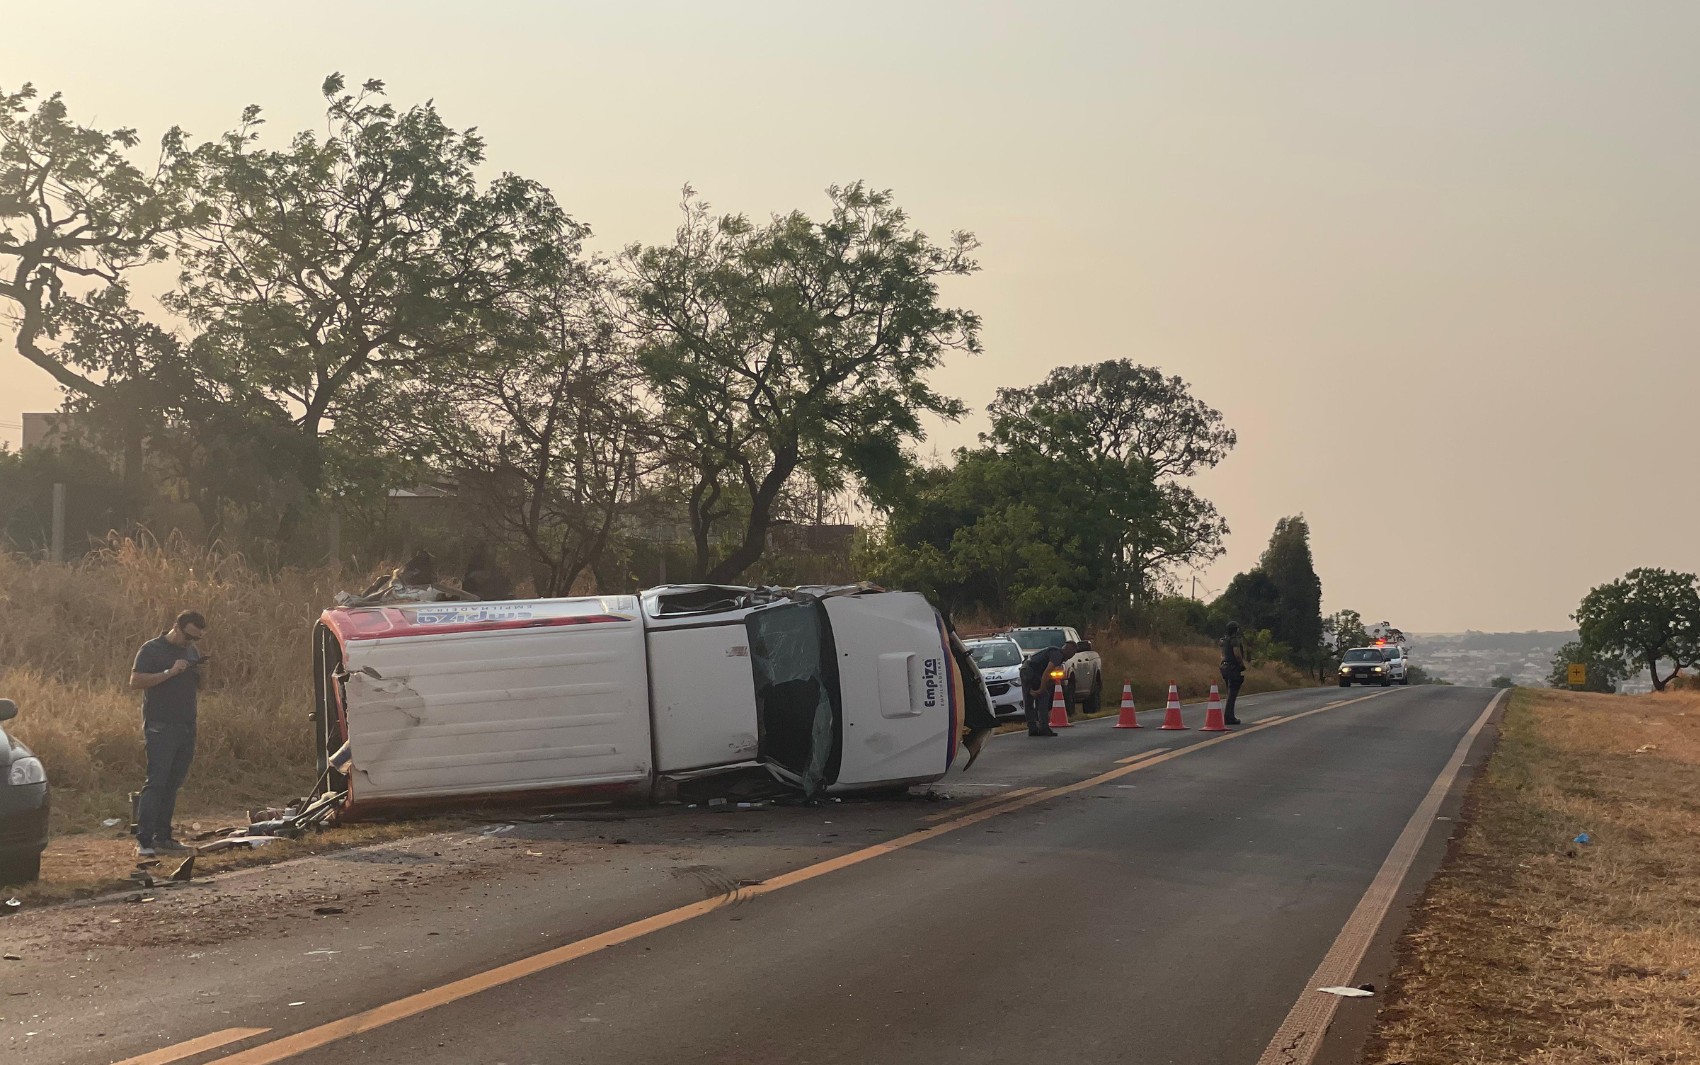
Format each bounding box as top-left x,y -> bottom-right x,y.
128,610 -> 210,857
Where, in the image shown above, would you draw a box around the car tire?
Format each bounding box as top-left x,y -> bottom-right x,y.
1380,678 -> 1392,688
1083,675 -> 1102,713
1399,676 -> 1410,685
1339,679 -> 1350,687
0,849 -> 42,886
1062,679 -> 1077,716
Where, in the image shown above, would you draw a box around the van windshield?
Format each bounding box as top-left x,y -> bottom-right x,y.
968,642 -> 1023,668
747,601 -> 842,797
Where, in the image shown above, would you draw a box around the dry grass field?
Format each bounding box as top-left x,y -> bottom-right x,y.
0,537 -> 343,834
1365,687 -> 1700,1064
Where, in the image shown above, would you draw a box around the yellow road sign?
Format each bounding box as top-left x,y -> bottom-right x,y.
1567,663 -> 1587,686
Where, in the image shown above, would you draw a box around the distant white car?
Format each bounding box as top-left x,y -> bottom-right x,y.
1380,644 -> 1410,684
963,637 -> 1028,719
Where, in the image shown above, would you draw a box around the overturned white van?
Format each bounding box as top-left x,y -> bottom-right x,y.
311,585 -> 968,818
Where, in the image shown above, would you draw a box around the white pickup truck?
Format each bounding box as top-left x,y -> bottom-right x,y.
312,585 -> 970,818
1006,626 -> 1105,712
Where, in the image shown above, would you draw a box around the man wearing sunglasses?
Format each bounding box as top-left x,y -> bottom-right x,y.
128,611 -> 210,857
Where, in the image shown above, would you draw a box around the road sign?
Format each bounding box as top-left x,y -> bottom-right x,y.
1568,663 -> 1587,686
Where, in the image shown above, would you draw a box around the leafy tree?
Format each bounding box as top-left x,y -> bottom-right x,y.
51,285 -> 308,533
428,259 -> 647,597
1574,568 -> 1700,691
625,183 -> 979,581
0,83 -> 197,398
166,75 -> 572,501
1212,569 -> 1282,637
0,442 -> 141,555
1490,676 -> 1516,688
985,360 -> 1233,603
1546,640 -> 1629,693
1321,608 -> 1370,681
1261,515 -> 1324,665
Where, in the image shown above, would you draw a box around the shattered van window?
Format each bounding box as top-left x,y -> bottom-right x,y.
747,601 -> 842,797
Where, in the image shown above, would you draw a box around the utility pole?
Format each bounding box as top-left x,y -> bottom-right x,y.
50,483 -> 66,563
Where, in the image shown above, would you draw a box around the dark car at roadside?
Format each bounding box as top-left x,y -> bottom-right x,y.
0,698 -> 50,885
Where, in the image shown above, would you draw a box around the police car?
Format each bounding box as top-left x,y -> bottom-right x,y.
962,636 -> 1027,718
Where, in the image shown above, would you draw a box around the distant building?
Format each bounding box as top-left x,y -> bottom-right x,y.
21,412 -> 94,451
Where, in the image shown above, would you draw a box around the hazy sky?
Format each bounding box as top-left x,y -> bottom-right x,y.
4,2 -> 1696,632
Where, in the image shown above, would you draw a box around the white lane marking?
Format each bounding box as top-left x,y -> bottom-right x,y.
1255,689 -> 1506,1065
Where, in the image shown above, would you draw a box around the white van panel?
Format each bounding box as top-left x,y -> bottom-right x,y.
647,620 -> 762,773
336,597 -> 652,804
823,593 -> 959,789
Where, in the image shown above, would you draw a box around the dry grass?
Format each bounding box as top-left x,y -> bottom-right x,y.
1094,633 -> 1308,708
1364,688 -> 1700,1064
0,536 -> 346,835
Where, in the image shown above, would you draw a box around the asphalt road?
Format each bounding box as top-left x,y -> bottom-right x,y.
2,683 -> 1500,1065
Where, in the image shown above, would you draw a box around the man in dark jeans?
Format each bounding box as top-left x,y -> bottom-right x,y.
128,610 -> 209,857
1219,622 -> 1247,726
1019,643 -> 1076,737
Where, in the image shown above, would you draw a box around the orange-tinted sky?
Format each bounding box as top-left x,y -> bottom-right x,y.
4,1 -> 1696,632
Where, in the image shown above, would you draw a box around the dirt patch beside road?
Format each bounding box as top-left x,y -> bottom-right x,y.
1363,688 -> 1700,1064
8,815 -> 463,908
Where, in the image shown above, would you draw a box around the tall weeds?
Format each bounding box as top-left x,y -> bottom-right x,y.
0,535 -> 346,831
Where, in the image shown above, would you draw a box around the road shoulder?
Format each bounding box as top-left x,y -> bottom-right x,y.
1361,687 -> 1700,1063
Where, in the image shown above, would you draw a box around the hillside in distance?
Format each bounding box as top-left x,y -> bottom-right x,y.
1407,630 -> 1578,687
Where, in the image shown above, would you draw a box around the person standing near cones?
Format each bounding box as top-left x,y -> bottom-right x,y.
1218,622 -> 1246,726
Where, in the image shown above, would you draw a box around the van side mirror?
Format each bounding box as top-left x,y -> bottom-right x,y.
0,699 -> 17,722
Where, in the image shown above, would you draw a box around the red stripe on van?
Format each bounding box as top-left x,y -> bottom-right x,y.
326,609 -> 633,641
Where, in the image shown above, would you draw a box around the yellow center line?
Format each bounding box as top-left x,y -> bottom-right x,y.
196,688 -> 1391,1065
921,786 -> 1044,822
1115,745 -> 1175,765
110,1028 -> 272,1065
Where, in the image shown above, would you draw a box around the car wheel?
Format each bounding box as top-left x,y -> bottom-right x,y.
1380,678 -> 1392,687
0,849 -> 42,886
1062,680 -> 1077,716
1339,679 -> 1350,687
1399,676 -> 1410,685
1083,675 -> 1103,713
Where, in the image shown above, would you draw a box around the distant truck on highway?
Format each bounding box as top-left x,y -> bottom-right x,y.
312,585 -> 970,818
1006,626 -> 1105,712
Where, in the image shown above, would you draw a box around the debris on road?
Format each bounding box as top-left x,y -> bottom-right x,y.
1573,832 -> 1592,845
1,896 -> 20,916
101,818 -> 123,828
1317,986 -> 1375,998
313,906 -> 346,916
1634,744 -> 1658,754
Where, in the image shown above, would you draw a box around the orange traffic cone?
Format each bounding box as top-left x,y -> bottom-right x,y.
1201,684 -> 1230,731
1048,683 -> 1073,729
1159,683 -> 1188,730
1113,682 -> 1141,728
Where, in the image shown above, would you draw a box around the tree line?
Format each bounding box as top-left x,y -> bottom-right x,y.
2,75 -> 1247,611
